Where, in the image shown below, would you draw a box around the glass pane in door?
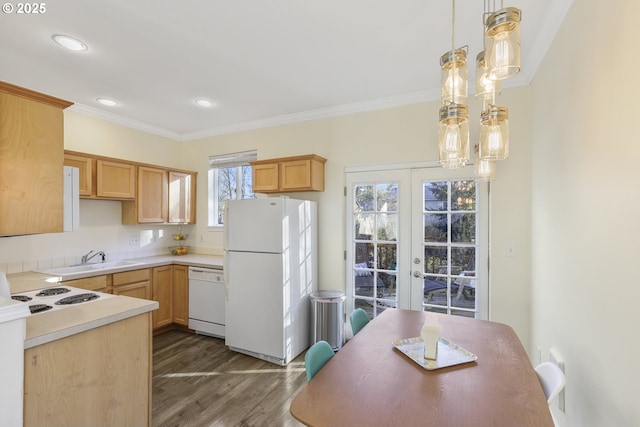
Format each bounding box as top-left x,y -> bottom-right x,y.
353,182 -> 398,318
421,180 -> 478,317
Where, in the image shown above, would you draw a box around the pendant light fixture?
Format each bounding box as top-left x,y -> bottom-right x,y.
485,6 -> 521,81
479,105 -> 509,160
438,0 -> 470,168
441,47 -> 468,104
436,0 -> 521,178
474,144 -> 496,181
439,103 -> 469,169
475,50 -> 500,100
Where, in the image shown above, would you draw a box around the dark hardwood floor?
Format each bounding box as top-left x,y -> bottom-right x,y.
152,331 -> 307,427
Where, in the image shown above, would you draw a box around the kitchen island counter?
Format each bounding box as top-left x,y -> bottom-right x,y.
24,294 -> 158,349
8,253 -> 223,349
7,272 -> 158,348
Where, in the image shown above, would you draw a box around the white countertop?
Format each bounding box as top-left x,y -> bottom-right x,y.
23,295 -> 158,349
0,296 -> 30,324
6,254 -> 222,348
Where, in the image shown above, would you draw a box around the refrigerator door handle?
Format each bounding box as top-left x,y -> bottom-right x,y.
223,203 -> 230,250
223,250 -> 230,302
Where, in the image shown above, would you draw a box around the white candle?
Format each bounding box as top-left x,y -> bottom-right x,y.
421,317 -> 442,360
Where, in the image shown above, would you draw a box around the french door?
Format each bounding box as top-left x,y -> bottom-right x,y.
345,166 -> 488,325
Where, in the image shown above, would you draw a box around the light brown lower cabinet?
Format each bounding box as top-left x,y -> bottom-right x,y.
172,265 -> 189,326
62,274 -> 111,293
23,313 -> 152,427
112,269 -> 151,299
152,265 -> 173,329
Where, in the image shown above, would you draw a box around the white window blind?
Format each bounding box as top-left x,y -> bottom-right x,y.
209,150 -> 257,169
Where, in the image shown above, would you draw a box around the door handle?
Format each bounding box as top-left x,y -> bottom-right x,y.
413,271 -> 424,278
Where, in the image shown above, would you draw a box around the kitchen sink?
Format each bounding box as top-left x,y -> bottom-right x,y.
38,260 -> 144,276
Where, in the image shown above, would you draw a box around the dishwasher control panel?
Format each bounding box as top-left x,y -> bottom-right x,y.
188,267 -> 223,283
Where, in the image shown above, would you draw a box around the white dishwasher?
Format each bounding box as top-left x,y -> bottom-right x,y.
188,266 -> 225,338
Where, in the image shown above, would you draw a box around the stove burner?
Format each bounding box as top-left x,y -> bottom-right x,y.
36,287 -> 71,297
11,295 -> 32,302
55,293 -> 100,305
30,304 -> 53,314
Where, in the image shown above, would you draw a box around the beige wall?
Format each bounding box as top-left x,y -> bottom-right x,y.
531,0 -> 640,426
0,85 -> 535,357
182,86 -> 534,351
2,3 -> 637,424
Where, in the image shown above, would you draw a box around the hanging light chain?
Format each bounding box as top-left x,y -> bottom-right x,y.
451,0 -> 456,106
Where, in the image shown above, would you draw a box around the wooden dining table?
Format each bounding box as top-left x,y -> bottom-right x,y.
290,308 -> 553,427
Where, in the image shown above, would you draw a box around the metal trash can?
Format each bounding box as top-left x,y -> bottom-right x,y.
310,291 -> 346,351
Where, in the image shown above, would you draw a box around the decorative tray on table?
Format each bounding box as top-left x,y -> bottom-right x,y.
392,337 -> 477,370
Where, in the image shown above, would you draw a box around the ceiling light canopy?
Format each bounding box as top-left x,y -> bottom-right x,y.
96,98 -> 118,107
52,34 -> 87,52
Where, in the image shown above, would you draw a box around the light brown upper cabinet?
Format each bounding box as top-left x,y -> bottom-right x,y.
97,160 -> 136,199
122,166 -> 168,224
64,150 -> 196,224
63,153 -> 93,197
168,171 -> 196,224
64,151 -> 136,200
0,82 -> 73,236
250,154 -> 327,193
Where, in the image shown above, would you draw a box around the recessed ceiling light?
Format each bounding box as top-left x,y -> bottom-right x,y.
52,34 -> 87,52
96,98 -> 118,107
195,98 -> 215,108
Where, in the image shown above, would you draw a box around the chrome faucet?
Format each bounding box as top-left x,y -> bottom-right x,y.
81,250 -> 106,264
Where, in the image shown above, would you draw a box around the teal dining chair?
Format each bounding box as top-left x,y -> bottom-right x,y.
305,340 -> 335,382
349,308 -> 369,336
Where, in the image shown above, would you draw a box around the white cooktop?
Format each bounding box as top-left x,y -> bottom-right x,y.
12,286 -> 114,315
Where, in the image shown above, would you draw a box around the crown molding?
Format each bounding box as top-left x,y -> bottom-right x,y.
66,104 -> 182,140
68,88 -> 444,142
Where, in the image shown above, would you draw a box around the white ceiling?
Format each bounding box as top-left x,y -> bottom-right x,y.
0,0 -> 573,141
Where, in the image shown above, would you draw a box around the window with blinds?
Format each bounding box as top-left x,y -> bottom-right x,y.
208,150 -> 257,226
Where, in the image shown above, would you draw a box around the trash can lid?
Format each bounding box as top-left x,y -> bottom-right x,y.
311,290 -> 346,302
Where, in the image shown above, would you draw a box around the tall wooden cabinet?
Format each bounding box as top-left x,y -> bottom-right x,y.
0,82 -> 73,236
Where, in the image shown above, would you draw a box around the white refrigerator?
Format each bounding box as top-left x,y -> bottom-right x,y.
224,197 -> 317,366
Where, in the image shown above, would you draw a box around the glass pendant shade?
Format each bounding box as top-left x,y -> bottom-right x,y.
476,158 -> 496,181
440,48 -> 468,104
438,103 -> 470,168
485,7 -> 521,81
474,145 -> 496,181
475,50 -> 501,100
479,106 -> 509,160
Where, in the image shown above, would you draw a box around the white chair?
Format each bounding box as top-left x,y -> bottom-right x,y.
535,362 -> 566,404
